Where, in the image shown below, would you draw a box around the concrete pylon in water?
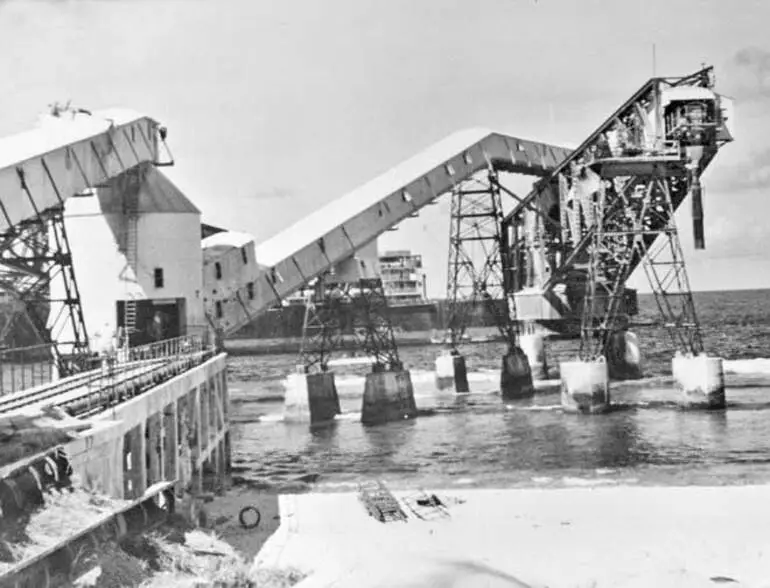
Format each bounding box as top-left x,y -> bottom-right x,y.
435,349 -> 469,393
283,369 -> 341,424
361,368 -> 418,425
500,346 -> 535,399
672,353 -> 726,409
560,358 -> 610,414
519,333 -> 548,380
605,330 -> 642,380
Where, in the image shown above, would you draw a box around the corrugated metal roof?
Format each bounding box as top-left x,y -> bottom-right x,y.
98,165 -> 200,215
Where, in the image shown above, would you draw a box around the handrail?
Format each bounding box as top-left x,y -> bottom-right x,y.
0,343 -> 57,397
0,333 -> 217,415
124,333 -> 211,362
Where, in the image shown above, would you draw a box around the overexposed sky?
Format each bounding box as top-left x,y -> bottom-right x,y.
1,0 -> 769,296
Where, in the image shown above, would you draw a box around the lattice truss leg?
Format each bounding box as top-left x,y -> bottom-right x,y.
0,208 -> 90,375
444,170 -> 518,348
298,276 -> 402,373
579,174 -> 703,361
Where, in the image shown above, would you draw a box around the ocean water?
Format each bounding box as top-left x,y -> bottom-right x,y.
226,289 -> 770,492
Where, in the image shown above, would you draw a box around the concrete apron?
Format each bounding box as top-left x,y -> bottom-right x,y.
254,486 -> 770,588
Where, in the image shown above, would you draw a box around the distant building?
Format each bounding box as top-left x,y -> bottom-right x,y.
282,248 -> 428,307
378,250 -> 428,306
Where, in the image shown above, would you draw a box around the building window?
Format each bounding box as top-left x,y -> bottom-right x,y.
241,247 -> 248,265
215,262 -> 222,280
154,268 -> 164,288
247,282 -> 254,300
215,301 -> 223,318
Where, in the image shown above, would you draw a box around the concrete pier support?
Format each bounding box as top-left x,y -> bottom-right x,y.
560,359 -> 610,414
163,403 -> 177,483
60,354 -> 230,526
284,370 -> 341,424
146,414 -> 162,487
500,347 -> 535,399
672,353 -> 726,409
190,387 -> 203,496
435,350 -> 469,392
122,423 -> 146,499
361,370 -> 417,425
519,334 -> 548,380
606,330 -> 643,380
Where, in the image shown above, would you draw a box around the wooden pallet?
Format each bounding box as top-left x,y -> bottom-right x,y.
357,480 -> 407,523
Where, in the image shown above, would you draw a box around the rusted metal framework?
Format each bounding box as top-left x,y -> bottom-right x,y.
443,170 -> 518,348
500,66 -> 733,362
298,276 -> 402,373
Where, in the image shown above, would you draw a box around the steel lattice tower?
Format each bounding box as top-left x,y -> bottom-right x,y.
0,207 -> 90,375
444,170 -> 519,348
579,174 -> 703,362
298,275 -> 402,373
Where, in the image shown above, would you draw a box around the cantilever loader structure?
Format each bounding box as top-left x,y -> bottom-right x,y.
499,66 -> 734,368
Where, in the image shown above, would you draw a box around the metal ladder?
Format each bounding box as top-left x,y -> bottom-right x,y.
121,172 -> 141,338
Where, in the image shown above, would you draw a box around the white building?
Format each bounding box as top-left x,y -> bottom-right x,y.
201,231 -> 261,335
378,249 -> 428,305
63,164 -> 205,346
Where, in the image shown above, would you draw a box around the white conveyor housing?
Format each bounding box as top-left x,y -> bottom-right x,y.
0,108 -> 165,231
211,128 -> 572,336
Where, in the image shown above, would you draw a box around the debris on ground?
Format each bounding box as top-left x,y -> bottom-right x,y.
0,405 -> 96,470
358,480 -> 408,523
0,479 -> 132,575
135,530 -> 306,588
403,491 -> 451,521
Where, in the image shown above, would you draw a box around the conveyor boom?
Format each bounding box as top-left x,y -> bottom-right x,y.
0,109 -> 163,232
216,129 -> 571,336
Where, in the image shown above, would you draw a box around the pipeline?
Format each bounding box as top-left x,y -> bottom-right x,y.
0,482 -> 175,588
